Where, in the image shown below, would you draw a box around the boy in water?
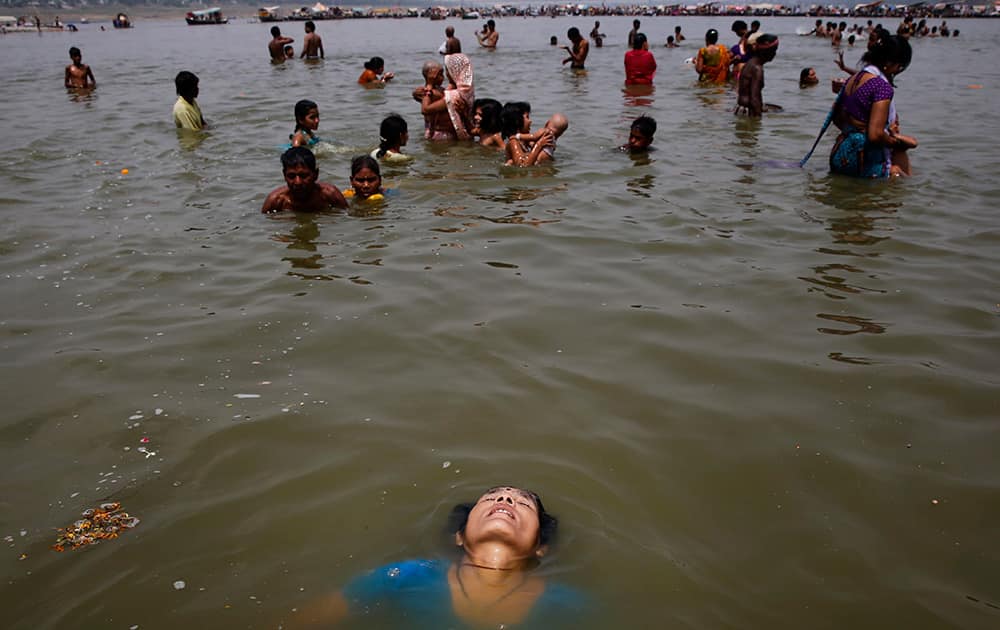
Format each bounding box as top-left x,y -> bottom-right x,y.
562,27 -> 589,70
284,45 -> 295,59
261,147 -> 347,214
621,115 -> 656,153
735,34 -> 778,117
301,21 -> 324,59
173,70 -> 205,130
268,26 -> 294,60
65,47 -> 96,89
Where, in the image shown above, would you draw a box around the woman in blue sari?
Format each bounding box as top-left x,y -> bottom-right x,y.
829,34 -> 918,178
287,486 -> 586,628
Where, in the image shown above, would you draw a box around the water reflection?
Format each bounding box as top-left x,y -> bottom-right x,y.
270,214 -> 341,280
622,84 -> 654,108
626,172 -> 655,198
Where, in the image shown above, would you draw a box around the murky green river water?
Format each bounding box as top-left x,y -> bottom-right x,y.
1,14 -> 999,629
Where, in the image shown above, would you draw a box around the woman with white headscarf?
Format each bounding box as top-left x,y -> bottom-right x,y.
420,53 -> 474,140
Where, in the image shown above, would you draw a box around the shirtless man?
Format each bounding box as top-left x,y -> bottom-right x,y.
412,60 -> 454,140
300,21 -> 324,59
268,26 -> 294,60
441,26 -> 461,55
562,27 -> 589,70
261,147 -> 347,214
475,19 -> 498,48
64,47 -> 96,89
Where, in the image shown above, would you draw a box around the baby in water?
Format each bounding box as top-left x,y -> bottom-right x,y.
505,112 -> 569,166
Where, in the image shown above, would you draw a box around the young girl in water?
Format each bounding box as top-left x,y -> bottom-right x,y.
472,98 -> 504,149
371,114 -> 412,163
358,56 -> 394,86
290,99 -> 320,148
344,155 -> 385,200
501,102 -> 553,167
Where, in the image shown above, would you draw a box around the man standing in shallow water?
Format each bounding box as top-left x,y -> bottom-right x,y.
268,26 -> 294,60
261,147 -> 347,214
441,26 -> 461,55
562,27 -> 589,70
301,21 -> 323,59
65,46 -> 96,89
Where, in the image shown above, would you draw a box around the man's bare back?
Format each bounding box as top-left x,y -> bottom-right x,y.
301,30 -> 324,59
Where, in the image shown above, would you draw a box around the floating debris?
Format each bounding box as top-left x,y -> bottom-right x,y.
51,502 -> 140,552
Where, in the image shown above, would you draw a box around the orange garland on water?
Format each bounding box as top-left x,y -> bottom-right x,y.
51,502 -> 139,552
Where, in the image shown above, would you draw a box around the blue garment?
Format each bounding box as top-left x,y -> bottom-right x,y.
342,559 -> 588,629
829,129 -> 889,178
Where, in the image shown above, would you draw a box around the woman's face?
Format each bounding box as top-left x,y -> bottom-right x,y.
459,487 -> 544,557
350,167 -> 381,199
301,108 -> 320,131
472,107 -> 483,132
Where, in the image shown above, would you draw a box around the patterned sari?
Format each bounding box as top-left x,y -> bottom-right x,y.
443,54 -> 475,140
697,45 -> 731,83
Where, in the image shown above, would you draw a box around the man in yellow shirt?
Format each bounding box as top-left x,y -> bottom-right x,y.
173,71 -> 205,130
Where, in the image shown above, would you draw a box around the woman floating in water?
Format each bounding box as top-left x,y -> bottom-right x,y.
372,114 -> 412,163
694,28 -> 731,84
290,99 -> 320,148
358,56 -> 394,86
287,486 -> 584,627
829,34 -> 917,178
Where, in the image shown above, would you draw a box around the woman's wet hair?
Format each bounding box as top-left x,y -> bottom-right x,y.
446,487 -> 558,548
293,99 -> 318,133
500,101 -> 531,140
632,33 -> 647,50
281,146 -> 317,172
364,56 -> 384,72
799,67 -> 814,84
705,29 -> 719,45
351,154 -> 381,178
862,33 -> 912,82
376,114 -> 407,158
174,70 -> 199,100
473,98 -> 502,134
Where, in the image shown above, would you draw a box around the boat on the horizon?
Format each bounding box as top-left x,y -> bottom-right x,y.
186,8 -> 228,25
258,6 -> 282,22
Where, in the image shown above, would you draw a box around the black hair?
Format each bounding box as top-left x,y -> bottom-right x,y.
364,56 -> 384,72
839,21 -> 848,30
667,35 -> 674,43
750,20 -> 760,30
674,25 -> 682,32
487,19 -> 495,31
293,99 -> 318,136
567,27 -> 580,40
731,20 -> 747,34
633,19 -> 640,28
376,114 -> 407,158
550,35 -> 558,45
281,146 -> 317,172
473,98 -> 502,134
632,32 -> 647,50
500,101 -> 530,140
861,33 -> 912,83
800,67 -> 814,84
752,33 -> 778,58
848,34 -> 856,44
174,70 -> 199,101
631,115 -> 656,138
446,487 -> 558,548
304,20 -> 315,32
270,26 -> 280,37
69,46 -> 81,57
351,154 -> 381,178
705,29 -> 718,45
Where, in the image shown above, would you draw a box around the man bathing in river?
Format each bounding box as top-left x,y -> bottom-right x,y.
268,26 -> 294,61
562,27 -> 589,70
301,21 -> 324,59
261,147 -> 347,214
65,47 -> 96,89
